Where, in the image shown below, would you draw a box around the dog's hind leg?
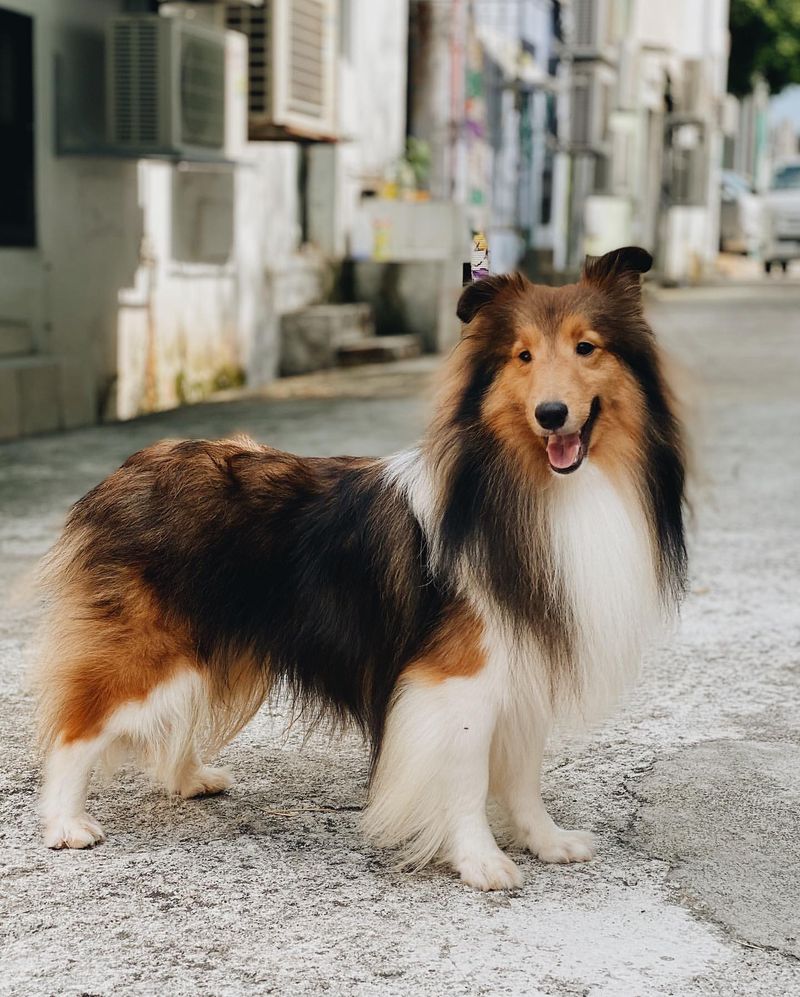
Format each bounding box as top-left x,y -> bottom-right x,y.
123,668 -> 233,800
38,660 -> 232,848
40,732 -> 111,849
163,751 -> 233,799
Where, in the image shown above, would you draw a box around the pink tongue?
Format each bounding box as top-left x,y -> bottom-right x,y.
546,433 -> 582,470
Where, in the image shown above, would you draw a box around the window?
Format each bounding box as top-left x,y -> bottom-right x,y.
772,164 -> 800,191
0,8 -> 35,247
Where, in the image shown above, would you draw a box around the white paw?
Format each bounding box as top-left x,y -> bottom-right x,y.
44,814 -> 106,850
178,765 -> 233,799
455,850 -> 524,891
528,828 -> 596,864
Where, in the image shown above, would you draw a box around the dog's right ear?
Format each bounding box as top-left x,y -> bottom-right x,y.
582,246 -> 652,292
457,274 -> 522,325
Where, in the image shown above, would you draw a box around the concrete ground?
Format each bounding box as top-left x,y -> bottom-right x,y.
1,283 -> 799,996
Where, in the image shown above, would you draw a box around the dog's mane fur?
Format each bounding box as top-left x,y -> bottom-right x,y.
429,262 -> 686,620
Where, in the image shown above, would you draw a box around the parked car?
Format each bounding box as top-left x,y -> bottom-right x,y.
719,170 -> 764,256
763,160 -> 800,273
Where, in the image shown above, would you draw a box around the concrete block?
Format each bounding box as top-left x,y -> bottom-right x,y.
336,335 -> 421,367
0,322 -> 34,358
0,365 -> 21,441
16,358 -> 62,436
353,260 -> 462,352
280,303 -> 375,376
280,315 -> 337,377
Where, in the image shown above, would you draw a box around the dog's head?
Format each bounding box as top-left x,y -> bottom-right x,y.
452,246 -> 664,479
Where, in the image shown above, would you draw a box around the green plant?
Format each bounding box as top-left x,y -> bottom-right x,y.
405,137 -> 431,190
729,0 -> 800,96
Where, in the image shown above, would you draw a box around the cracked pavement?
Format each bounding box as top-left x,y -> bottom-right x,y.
1,283 -> 799,995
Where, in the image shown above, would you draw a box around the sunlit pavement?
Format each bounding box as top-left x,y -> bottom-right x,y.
1,283 -> 798,996
714,250 -> 800,282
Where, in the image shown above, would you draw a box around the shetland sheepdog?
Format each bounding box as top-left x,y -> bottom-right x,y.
34,246 -> 685,890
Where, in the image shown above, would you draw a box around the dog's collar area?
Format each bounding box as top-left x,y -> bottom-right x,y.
547,396 -> 601,475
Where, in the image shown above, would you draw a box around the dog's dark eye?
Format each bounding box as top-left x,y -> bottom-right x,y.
576,341 -> 596,356
518,350 -> 532,363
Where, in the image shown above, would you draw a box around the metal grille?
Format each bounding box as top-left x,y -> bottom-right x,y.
179,33 -> 225,147
573,0 -> 596,47
224,0 -> 333,133
287,0 -> 325,115
225,1 -> 272,115
571,79 -> 591,146
111,19 -> 159,145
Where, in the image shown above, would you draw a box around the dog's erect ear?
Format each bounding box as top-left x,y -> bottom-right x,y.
582,246 -> 652,292
457,274 -> 522,324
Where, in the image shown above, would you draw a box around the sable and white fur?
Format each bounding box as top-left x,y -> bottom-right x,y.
33,247 -> 685,889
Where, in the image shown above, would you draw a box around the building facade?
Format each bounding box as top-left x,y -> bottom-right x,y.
0,0 -> 733,441
557,0 -> 730,282
0,0 -> 409,439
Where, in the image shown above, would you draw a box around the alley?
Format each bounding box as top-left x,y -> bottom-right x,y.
1,283 -> 799,996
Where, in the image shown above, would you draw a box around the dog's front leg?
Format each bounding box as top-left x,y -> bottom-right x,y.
364,663 -> 523,891
491,714 -> 596,864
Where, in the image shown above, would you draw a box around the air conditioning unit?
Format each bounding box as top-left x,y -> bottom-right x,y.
107,15 -> 237,158
616,45 -> 638,112
223,0 -> 337,140
682,59 -> 708,116
571,0 -> 616,63
570,65 -> 616,151
572,0 -> 597,47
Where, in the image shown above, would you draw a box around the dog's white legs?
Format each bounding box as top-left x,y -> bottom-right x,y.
163,747 -> 233,799
111,669 -> 233,800
364,662 -> 522,891
40,734 -> 110,849
39,669 -> 231,848
491,718 -> 595,864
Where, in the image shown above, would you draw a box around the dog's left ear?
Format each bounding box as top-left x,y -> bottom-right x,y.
457,274 -> 524,325
582,246 -> 652,292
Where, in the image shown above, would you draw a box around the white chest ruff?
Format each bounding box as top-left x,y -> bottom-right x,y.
386,449 -> 661,721
540,463 -> 660,719
469,464 -> 662,727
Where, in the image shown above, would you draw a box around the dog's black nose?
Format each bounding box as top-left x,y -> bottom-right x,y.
535,401 -> 568,430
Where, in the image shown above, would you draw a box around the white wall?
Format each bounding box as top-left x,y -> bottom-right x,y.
114,145 -> 325,420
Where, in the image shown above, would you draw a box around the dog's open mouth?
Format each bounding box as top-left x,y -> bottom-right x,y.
545,397 -> 601,475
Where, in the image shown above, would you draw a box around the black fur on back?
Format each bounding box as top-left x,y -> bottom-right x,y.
64,444 -> 449,757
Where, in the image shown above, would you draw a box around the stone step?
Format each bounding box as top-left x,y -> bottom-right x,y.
0,355 -> 62,440
280,302 -> 375,376
336,334 -> 422,367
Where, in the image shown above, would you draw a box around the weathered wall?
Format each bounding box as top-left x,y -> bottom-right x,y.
0,0 -> 135,434
113,149 -> 326,420
0,0 -> 327,435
